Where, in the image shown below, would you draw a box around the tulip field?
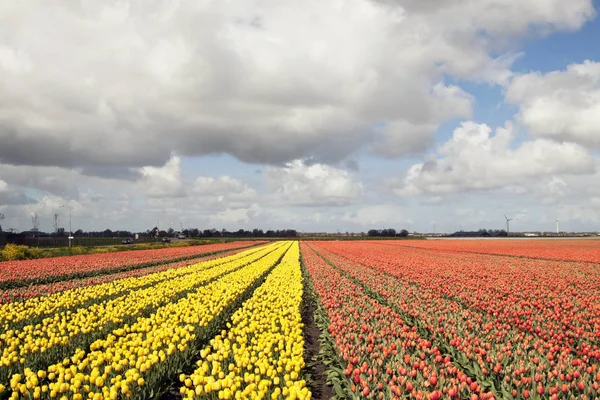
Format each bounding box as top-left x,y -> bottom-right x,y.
0,239 -> 599,399
302,240 -> 600,400
0,241 -> 263,291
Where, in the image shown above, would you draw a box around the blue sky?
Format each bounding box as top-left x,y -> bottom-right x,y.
1,0 -> 600,233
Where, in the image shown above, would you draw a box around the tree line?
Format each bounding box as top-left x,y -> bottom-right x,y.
367,228 -> 409,237
149,227 -> 298,238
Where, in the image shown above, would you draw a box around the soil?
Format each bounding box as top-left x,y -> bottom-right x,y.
302,293 -> 336,400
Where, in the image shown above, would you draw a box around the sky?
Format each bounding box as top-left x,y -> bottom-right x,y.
1,0 -> 600,234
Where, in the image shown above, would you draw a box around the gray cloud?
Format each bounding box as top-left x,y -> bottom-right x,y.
0,189 -> 33,206
2,0 -> 591,172
0,164 -> 79,198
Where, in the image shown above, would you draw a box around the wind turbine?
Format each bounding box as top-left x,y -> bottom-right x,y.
504,215 -> 513,234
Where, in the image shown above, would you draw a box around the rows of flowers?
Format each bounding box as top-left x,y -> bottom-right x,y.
0,246 -> 249,304
179,242 -> 309,400
0,241 -> 262,289
4,242 -> 291,399
312,242 -> 600,399
315,241 -> 600,350
384,239 -> 600,263
0,244 -> 270,332
0,243 -> 281,387
302,243 -> 490,400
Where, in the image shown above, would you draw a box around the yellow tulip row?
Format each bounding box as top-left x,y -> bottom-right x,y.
0,244 -> 270,331
179,242 -> 309,400
7,242 -> 292,400
0,243 -> 283,378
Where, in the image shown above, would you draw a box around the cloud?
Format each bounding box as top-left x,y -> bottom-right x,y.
381,0 -> 594,35
0,163 -> 81,198
138,156 -> 185,198
342,204 -> 412,226
0,180 -> 32,206
137,156 -> 257,204
208,205 -> 261,225
397,121 -> 596,195
0,0 -> 593,174
506,60 -> 600,148
193,176 -> 257,204
265,160 -> 363,206
0,1 -> 599,233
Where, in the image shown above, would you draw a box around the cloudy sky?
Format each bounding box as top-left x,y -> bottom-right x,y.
1,0 -> 600,234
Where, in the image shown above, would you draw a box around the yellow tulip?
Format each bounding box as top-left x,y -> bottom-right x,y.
178,243 -> 310,399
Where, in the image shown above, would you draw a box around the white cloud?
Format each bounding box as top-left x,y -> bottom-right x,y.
208,205 -> 261,225
0,179 -> 8,193
397,121 -> 596,195
265,160 -> 363,206
506,60 -> 600,148
0,0 -> 593,173
138,156 -> 185,198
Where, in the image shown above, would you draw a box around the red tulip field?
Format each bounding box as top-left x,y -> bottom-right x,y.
0,238 -> 599,399
303,240 -> 600,400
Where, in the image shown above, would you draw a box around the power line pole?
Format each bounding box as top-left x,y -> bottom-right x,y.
60,204 -> 73,247
31,213 -> 40,232
53,214 -> 60,234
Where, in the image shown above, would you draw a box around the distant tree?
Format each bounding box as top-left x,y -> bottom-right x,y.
368,229 -> 379,237
398,229 -> 409,237
252,229 -> 264,237
167,227 -> 175,236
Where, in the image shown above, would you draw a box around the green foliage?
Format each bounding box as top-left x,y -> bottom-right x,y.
0,244 -> 29,260
0,244 -> 47,261
0,239 -> 247,261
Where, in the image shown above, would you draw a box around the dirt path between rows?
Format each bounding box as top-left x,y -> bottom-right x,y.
302,287 -> 335,400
